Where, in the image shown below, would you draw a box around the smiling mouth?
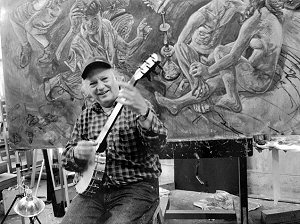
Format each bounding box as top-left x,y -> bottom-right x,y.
98,90 -> 109,96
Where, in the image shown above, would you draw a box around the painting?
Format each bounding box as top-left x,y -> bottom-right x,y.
1,0 -> 300,149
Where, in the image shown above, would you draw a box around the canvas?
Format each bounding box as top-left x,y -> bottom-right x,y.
1,0 -> 300,149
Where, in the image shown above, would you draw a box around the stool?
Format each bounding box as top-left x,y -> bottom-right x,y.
152,195 -> 169,224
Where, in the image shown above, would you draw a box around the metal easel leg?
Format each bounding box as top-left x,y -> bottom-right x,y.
15,151 -> 25,224
34,158 -> 45,197
238,156 -> 248,224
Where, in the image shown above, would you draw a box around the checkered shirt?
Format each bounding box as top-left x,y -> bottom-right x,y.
62,101 -> 167,187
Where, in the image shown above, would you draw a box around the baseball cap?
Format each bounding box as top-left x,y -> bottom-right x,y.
81,57 -> 112,80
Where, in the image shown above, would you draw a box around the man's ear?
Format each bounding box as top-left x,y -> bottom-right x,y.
81,79 -> 91,97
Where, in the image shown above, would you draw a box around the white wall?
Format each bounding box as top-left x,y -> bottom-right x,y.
0,6 -> 5,99
0,34 -> 4,99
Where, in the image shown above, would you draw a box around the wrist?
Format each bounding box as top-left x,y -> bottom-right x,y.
138,106 -> 150,122
73,148 -> 80,160
136,31 -> 145,39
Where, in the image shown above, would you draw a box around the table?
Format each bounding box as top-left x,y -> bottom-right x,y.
159,138 -> 253,223
254,135 -> 300,205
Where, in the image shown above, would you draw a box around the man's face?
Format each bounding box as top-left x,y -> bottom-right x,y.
83,15 -> 100,34
86,68 -> 119,108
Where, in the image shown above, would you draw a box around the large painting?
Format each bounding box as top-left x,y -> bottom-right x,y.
1,0 -> 300,149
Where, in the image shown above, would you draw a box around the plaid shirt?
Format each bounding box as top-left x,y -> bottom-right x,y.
62,100 -> 167,187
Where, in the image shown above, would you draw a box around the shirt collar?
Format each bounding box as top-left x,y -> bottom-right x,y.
91,102 -> 103,114
91,101 -> 117,114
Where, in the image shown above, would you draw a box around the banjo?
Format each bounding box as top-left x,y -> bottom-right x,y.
75,53 -> 161,195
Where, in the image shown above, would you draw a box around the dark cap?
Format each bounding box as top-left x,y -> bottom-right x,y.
81,57 -> 112,80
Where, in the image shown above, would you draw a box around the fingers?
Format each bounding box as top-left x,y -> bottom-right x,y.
70,1 -> 85,14
192,86 -> 202,98
117,88 -> 134,105
116,82 -> 147,113
192,79 -> 208,98
116,97 -> 130,105
143,25 -> 152,34
117,82 -> 135,100
77,140 -> 97,147
117,81 -> 134,91
190,62 -> 202,77
203,83 -> 210,97
71,7 -> 84,16
75,140 -> 97,160
190,68 -> 198,76
138,18 -> 147,27
137,18 -> 152,39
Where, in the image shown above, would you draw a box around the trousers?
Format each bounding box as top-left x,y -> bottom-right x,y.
60,179 -> 159,224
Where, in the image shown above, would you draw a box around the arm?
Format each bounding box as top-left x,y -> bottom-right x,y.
177,8 -> 206,44
117,82 -> 167,154
137,100 -> 167,154
248,38 -> 266,66
56,1 -> 84,60
208,11 -> 260,76
229,0 -> 249,16
114,18 -> 152,56
61,114 -> 87,172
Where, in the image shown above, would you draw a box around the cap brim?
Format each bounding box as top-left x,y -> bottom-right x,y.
81,61 -> 112,79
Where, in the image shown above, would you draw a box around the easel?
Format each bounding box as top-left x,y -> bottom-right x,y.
0,151 -> 26,224
0,98 -> 25,223
0,99 -> 12,173
40,148 -> 73,217
159,138 -> 253,224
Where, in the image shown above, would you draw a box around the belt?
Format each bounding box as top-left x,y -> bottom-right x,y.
98,177 -> 158,190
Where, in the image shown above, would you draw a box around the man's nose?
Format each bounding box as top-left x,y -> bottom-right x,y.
96,82 -> 105,90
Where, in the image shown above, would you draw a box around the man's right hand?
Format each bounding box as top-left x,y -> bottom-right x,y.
74,140 -> 97,161
69,1 -> 85,31
189,62 -> 209,98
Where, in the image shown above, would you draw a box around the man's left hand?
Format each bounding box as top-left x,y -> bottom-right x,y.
189,62 -> 210,98
137,18 -> 152,39
116,82 -> 148,115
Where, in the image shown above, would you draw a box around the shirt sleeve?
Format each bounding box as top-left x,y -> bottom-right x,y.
137,100 -> 168,154
61,113 -> 87,172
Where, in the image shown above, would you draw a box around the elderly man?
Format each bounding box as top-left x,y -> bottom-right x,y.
61,57 -> 167,224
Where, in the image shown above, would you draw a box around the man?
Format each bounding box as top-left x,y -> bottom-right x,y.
63,0 -> 151,73
61,57 -> 168,224
174,0 -> 249,86
155,0 -> 249,114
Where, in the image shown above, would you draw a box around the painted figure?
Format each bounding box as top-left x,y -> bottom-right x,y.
10,0 -> 69,67
64,0 -> 151,73
174,0 -> 249,90
156,0 -> 284,115
45,0 -> 144,103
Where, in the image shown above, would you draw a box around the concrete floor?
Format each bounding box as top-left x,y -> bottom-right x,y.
1,160 -> 300,224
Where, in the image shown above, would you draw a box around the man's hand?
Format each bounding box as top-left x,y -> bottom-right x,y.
116,82 -> 148,115
74,140 -> 97,161
69,1 -> 85,32
137,18 -> 152,39
33,0 -> 49,11
189,62 -> 209,98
